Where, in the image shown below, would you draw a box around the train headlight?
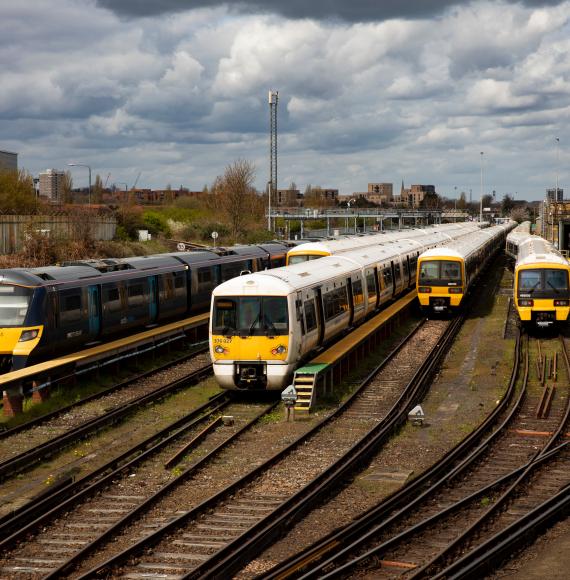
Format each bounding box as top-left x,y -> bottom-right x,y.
271,345 -> 287,355
448,288 -> 462,294
418,287 -> 431,293
554,300 -> 569,306
214,345 -> 227,354
18,329 -> 39,342
518,299 -> 534,307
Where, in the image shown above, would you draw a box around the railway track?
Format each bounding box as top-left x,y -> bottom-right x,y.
0,345 -> 208,441
0,351 -> 212,485
31,315 -> 463,579
0,396 -> 279,577
268,333 -> 570,579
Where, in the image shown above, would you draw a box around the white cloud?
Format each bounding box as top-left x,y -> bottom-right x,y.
1,0 -> 570,199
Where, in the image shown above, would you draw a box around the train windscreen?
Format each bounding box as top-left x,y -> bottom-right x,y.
518,269 -> 569,298
288,254 -> 323,266
419,260 -> 462,286
213,296 -> 288,336
0,285 -> 33,325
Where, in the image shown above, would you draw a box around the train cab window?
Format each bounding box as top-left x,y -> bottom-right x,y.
352,280 -> 364,306
60,293 -> 82,324
545,269 -> 569,291
212,297 -> 288,336
0,285 -> 33,325
419,261 -> 462,286
304,300 -> 317,332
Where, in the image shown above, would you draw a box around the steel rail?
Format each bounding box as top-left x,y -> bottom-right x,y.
77,315 -> 464,579
0,391 -> 230,544
0,362 -> 212,482
0,346 -> 208,440
412,334 -> 570,579
44,401 -> 279,580
261,329 -> 523,580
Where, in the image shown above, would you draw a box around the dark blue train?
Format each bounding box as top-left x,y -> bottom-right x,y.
0,243 -> 289,371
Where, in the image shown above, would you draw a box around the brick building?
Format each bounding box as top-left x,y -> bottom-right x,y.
39,169 -> 66,202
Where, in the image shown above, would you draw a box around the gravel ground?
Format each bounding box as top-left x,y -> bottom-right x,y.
0,354 -> 215,518
491,516 -> 570,579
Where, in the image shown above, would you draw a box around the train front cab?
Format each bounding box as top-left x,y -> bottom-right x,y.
210,293 -> 295,390
515,264 -> 570,326
417,254 -> 464,312
0,279 -> 44,371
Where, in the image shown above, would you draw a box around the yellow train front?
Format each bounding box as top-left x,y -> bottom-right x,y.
513,236 -> 570,327
417,223 -> 515,312
417,248 -> 465,311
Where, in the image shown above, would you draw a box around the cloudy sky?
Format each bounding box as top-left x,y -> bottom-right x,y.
1,0 -> 569,200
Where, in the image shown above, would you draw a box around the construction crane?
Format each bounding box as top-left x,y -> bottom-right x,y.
132,171 -> 142,190
104,173 -> 111,188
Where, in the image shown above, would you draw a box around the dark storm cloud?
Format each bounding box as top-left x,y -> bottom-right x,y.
96,0 -> 562,21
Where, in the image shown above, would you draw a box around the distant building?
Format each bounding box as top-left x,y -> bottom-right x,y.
320,188 -> 339,203
397,182 -> 436,207
0,149 -> 17,171
39,169 -> 66,202
365,182 -> 393,204
546,187 -> 563,202
276,188 -> 303,207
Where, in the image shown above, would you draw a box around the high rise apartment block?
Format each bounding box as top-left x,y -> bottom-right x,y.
39,169 -> 66,202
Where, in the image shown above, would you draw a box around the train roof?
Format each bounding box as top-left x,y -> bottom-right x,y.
117,255 -> 187,270
419,222 -> 515,261
213,255 -> 360,296
516,236 -> 569,268
27,265 -> 103,281
286,223 -> 481,257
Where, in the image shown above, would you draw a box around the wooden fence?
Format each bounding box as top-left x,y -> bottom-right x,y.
0,215 -> 117,254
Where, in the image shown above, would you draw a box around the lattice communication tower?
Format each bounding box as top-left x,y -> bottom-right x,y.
269,90 -> 278,225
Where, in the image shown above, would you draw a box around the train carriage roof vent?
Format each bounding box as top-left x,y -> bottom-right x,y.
298,272 -> 311,277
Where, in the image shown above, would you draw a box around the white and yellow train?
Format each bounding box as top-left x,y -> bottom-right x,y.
210,224 -> 500,391
286,222 -> 484,265
506,226 -> 570,326
416,222 -> 516,312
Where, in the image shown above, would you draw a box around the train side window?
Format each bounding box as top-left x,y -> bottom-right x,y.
323,286 -> 349,320
127,283 -> 145,307
105,287 -> 121,313
394,264 -> 401,282
304,300 -> 317,332
165,276 -> 175,300
366,272 -> 376,299
60,293 -> 82,324
383,268 -> 392,287
174,274 -> 184,289
197,267 -> 214,292
352,279 -> 364,306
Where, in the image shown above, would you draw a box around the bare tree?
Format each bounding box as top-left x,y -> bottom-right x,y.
212,160 -> 257,241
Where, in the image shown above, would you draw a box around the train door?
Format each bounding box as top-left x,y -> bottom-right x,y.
148,276 -> 158,323
87,285 -> 101,338
405,256 -> 411,287
296,292 -> 305,352
315,288 -> 325,346
390,261 -> 397,297
346,279 -> 355,326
